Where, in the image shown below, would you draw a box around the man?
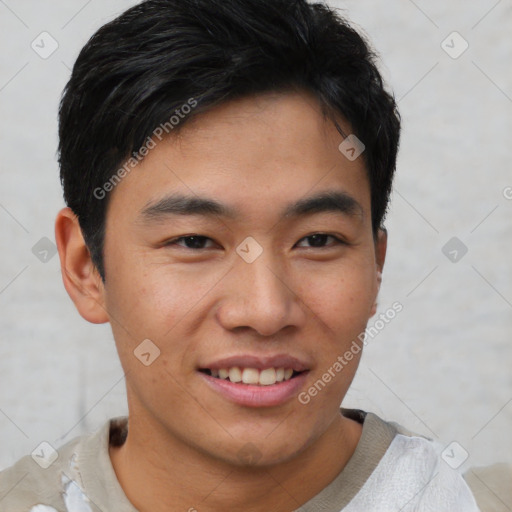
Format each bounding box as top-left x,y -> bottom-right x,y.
0,0 -> 486,510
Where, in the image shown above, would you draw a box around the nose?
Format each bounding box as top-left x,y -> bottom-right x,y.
215,249 -> 307,337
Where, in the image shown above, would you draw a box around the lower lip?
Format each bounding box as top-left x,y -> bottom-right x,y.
199,371 -> 309,408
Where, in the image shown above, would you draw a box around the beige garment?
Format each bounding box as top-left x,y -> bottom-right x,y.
0,408 -> 493,512
464,463 -> 512,512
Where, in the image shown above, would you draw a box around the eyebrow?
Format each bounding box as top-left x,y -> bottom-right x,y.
139,190 -> 364,223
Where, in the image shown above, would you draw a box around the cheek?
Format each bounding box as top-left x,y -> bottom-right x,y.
104,259 -> 223,352
299,264 -> 376,333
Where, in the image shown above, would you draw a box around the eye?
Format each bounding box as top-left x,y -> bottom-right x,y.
295,233 -> 345,249
165,235 -> 216,250
164,233 -> 346,251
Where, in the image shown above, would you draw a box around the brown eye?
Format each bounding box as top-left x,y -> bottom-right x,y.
166,235 -> 215,250
296,234 -> 344,249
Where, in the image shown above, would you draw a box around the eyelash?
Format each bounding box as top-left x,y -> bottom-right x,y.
164,233 -> 346,250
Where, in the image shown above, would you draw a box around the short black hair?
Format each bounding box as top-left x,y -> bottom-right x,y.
58,0 -> 401,281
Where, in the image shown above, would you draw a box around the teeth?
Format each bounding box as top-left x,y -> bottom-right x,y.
228,367 -> 242,383
259,368 -> 277,386
209,366 -> 298,385
242,368 -> 259,385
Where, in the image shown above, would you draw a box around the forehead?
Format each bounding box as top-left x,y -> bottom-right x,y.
106,90 -> 371,225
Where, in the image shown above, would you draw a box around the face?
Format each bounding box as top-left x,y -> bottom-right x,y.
100,90 -> 385,466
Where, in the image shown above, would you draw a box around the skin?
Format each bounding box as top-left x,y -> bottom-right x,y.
55,90 -> 386,512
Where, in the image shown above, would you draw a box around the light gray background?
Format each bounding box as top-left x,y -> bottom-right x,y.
1,0 -> 511,474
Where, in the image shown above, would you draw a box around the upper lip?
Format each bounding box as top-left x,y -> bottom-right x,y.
199,354 -> 310,372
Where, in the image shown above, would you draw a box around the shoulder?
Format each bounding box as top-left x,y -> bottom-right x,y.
351,412 -> 481,511
387,434 -> 480,510
0,435 -> 81,510
0,417 -> 120,512
463,463 -> 512,512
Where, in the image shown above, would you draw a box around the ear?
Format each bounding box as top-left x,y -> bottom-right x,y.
370,227 -> 387,317
55,207 -> 109,324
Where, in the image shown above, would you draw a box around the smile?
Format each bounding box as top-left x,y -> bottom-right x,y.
200,367 -> 302,386
198,368 -> 309,408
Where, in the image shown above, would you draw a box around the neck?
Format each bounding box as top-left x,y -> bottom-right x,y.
109,411 -> 362,512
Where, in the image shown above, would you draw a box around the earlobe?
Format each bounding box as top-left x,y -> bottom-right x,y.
55,207 -> 109,324
375,227 -> 387,274
376,270 -> 383,290
370,228 -> 388,317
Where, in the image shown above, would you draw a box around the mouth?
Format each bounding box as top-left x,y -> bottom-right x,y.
197,354 -> 311,407
198,367 -> 305,386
